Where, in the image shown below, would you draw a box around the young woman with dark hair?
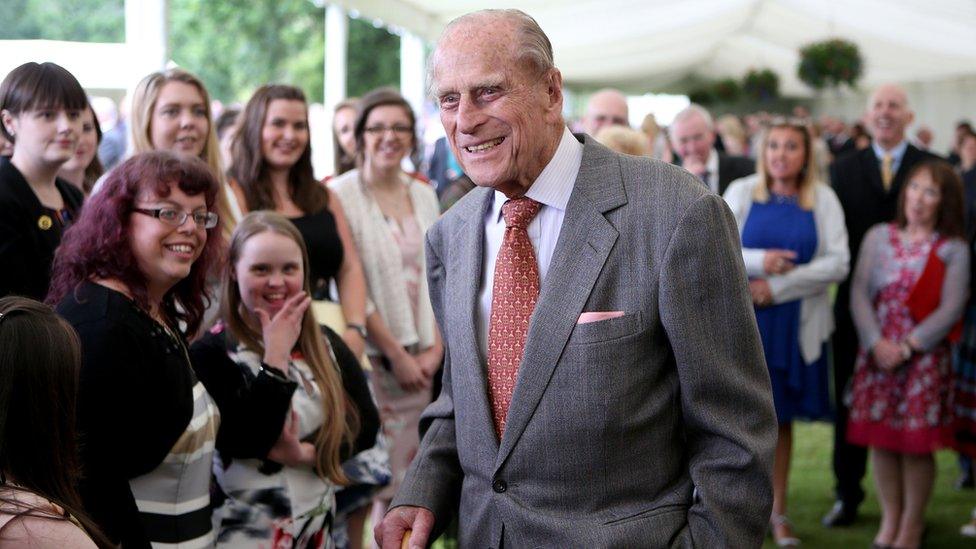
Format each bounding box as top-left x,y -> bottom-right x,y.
0,296 -> 112,548
190,211 -> 378,547
328,87 -> 442,530
229,84 -> 368,359
48,151 -> 297,547
0,61 -> 87,300
58,103 -> 104,195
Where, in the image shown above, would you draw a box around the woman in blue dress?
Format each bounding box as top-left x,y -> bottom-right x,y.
724,119 -> 849,546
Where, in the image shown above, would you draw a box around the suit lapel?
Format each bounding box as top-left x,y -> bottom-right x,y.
447,188 -> 500,451
495,138 -> 626,469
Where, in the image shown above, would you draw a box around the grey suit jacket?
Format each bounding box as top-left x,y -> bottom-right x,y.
391,135 -> 776,548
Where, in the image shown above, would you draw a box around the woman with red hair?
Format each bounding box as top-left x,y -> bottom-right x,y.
48,151 -> 296,547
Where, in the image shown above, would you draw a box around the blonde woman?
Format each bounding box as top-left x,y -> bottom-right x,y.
128,68 -> 240,235
723,119 -> 849,546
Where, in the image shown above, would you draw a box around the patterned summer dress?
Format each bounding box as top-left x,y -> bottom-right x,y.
847,225 -> 955,454
212,345 -> 337,549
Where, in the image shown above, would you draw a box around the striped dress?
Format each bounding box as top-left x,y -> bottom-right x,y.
129,380 -> 219,548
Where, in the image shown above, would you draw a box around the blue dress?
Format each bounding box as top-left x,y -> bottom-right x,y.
742,194 -> 831,423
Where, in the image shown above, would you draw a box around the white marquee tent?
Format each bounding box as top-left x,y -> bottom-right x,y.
332,0 -> 976,150
334,0 -> 976,97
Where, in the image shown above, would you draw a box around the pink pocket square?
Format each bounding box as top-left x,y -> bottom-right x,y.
577,311 -> 625,324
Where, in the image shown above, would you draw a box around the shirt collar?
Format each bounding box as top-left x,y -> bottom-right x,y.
872,139 -> 908,163
706,149 -> 719,175
490,126 -> 583,222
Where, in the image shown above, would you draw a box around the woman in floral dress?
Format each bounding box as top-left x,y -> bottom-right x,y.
847,160 -> 969,549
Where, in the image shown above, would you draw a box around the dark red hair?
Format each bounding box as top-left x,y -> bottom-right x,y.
47,151 -> 223,335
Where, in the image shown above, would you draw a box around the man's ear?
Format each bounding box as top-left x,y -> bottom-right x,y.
545,69 -> 563,117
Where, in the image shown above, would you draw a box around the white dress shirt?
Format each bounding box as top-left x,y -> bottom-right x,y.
705,149 -> 720,194
478,127 -> 583,359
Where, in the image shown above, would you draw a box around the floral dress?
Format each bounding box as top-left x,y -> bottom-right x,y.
846,224 -> 963,454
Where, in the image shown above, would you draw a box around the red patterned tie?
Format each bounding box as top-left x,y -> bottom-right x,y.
488,197 -> 542,436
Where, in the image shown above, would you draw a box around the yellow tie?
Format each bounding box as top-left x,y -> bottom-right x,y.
881,154 -> 893,192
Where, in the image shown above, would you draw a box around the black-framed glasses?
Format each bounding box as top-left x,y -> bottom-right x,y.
133,208 -> 219,229
363,124 -> 413,137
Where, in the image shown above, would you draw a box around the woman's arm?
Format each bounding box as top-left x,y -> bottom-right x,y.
189,329 -> 298,459
908,239 -> 971,351
323,327 -> 380,458
366,310 -> 429,392
849,225 -> 885,351
327,189 -> 368,357
767,187 -> 850,303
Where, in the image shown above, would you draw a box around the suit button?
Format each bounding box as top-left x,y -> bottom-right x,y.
492,479 -> 507,493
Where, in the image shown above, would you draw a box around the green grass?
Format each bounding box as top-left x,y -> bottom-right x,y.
372,422 -> 974,548
762,422 -> 973,548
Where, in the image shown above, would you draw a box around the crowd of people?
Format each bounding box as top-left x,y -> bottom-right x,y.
1,7 -> 976,548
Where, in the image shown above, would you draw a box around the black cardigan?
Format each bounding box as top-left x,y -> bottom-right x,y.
190,323 -> 380,464
0,156 -> 83,300
58,281 -> 296,547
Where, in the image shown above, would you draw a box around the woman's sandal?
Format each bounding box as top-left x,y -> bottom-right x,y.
770,513 -> 801,547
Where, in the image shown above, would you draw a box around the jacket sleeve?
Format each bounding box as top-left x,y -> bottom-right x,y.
721,178 -> 766,277
767,185 -> 850,303
388,222 -> 463,536
189,331 -> 298,459
658,193 -> 777,548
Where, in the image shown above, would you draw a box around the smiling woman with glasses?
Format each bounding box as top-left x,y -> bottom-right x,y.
328,87 -> 443,529
44,151 -> 234,547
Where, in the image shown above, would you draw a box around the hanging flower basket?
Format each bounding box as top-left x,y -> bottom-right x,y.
743,69 -> 780,102
797,39 -> 863,90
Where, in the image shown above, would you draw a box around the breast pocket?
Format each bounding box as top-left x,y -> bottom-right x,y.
567,311 -> 643,345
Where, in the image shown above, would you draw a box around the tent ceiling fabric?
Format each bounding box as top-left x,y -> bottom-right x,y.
334,0 -> 976,96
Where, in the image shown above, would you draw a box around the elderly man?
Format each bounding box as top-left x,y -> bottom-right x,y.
669,104 -> 754,195
825,83 -> 943,528
375,9 -> 776,548
581,88 -> 629,136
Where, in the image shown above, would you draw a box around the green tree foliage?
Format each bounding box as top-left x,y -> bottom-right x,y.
169,0 -> 400,104
1,0 -> 401,105
346,17 -> 400,98
0,0 -> 124,42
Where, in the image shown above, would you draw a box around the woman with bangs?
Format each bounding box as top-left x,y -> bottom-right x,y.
228,85 -> 368,359
190,211 -> 377,547
128,68 -> 241,236
49,152 -> 297,547
0,62 -> 87,300
723,119 -> 849,546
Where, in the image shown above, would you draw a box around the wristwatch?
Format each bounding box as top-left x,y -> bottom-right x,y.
900,342 -> 913,360
347,323 -> 367,339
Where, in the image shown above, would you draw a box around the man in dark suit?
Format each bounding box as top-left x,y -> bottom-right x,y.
374,8 -> 776,548
825,83 -> 942,527
669,104 -> 754,195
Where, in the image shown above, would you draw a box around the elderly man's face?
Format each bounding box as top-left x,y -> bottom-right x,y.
868,85 -> 913,149
670,113 -> 715,165
583,92 -> 628,136
431,21 -> 563,196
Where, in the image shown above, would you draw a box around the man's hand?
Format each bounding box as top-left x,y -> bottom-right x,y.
375,506 -> 435,549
